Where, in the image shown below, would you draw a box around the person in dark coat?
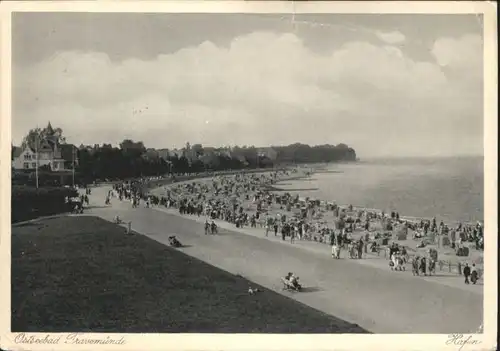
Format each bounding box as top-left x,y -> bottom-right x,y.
210,221 -> 217,234
463,263 -> 471,284
470,264 -> 478,284
389,243 -> 396,260
419,257 -> 427,276
358,239 -> 364,259
337,233 -> 343,248
330,232 -> 336,246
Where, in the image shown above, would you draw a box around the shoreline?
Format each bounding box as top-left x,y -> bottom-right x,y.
148,168 -> 484,270
147,164 -> 484,243
87,185 -> 483,333
270,171 -> 483,227
146,167 -> 482,228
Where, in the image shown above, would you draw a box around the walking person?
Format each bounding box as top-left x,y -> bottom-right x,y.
419,256 -> 427,276
412,256 -> 420,276
358,239 -> 364,259
470,264 -> 478,285
463,263 -> 471,284
210,221 -> 217,235
401,246 -> 408,264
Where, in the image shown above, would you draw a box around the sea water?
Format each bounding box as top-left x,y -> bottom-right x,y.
276,156 -> 484,224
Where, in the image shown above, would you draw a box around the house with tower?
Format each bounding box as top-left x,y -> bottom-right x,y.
12,122 -> 78,172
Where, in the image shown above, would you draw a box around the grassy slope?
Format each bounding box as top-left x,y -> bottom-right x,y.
12,216 -> 367,333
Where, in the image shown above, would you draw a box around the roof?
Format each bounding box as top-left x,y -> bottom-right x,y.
12,145 -> 36,159
46,121 -> 54,135
39,138 -> 55,151
12,146 -> 23,159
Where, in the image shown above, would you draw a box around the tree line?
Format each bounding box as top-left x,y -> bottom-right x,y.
76,142 -> 356,182
14,126 -> 357,184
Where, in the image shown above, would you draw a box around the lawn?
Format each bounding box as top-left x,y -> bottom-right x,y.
11,216 -> 368,333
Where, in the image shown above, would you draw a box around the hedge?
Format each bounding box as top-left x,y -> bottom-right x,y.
12,171 -> 83,187
11,186 -> 79,223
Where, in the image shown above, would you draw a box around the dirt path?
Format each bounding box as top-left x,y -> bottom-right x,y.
86,186 -> 483,333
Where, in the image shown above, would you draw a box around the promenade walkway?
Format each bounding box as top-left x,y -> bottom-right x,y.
151,205 -> 483,295
85,186 -> 483,334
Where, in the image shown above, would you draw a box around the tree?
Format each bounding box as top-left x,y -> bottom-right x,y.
49,127 -> 66,144
119,140 -> 146,163
241,146 -> 258,167
190,159 -> 205,173
21,124 -> 67,152
144,149 -> 160,160
28,136 -> 357,183
176,156 -> 190,173
259,155 -> 273,168
191,144 -> 204,157
272,143 -> 356,164
21,128 -> 43,151
120,139 -> 145,151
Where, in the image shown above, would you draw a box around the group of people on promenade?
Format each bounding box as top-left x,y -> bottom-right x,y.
101,168 -> 483,286
65,185 -> 90,213
463,262 -> 480,285
109,180 -> 148,207
143,170 -> 386,261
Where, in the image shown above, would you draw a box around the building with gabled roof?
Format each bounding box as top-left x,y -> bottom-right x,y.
12,122 -> 78,172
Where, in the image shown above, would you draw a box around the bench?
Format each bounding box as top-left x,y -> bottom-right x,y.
281,277 -> 296,291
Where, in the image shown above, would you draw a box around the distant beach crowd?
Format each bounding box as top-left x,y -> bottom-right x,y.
107,169 -> 483,248
99,167 -> 483,284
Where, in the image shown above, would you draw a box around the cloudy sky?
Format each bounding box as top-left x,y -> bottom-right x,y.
12,13 -> 483,158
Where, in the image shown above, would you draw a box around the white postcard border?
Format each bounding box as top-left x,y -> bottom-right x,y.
0,2 -> 497,351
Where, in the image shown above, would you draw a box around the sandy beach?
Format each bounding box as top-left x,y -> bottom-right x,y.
148,168 -> 484,272
83,169 -> 484,333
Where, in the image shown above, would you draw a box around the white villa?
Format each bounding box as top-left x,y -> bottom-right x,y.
12,122 -> 78,172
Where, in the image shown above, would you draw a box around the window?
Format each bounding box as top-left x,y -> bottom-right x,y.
32,163 -> 36,168
23,162 -> 29,169
24,154 -> 32,161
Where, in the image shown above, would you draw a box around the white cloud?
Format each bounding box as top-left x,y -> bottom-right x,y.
375,30 -> 406,44
13,32 -> 483,157
432,34 -> 482,70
